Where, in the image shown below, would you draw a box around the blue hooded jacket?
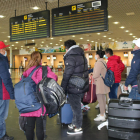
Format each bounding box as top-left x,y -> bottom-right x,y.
125,49 -> 140,87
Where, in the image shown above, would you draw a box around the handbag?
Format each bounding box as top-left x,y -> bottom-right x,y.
69,55 -> 87,89
83,76 -> 97,103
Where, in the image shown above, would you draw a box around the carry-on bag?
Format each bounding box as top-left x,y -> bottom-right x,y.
83,76 -> 97,103
60,103 -> 73,124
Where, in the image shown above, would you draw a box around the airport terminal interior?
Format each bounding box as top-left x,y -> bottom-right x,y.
0,0 -> 140,139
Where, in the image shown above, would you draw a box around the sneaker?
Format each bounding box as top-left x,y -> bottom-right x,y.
68,124 -> 75,129
97,113 -> 106,118
94,115 -> 106,122
0,134 -> 14,140
95,103 -> 99,109
67,128 -> 83,135
106,104 -> 108,114
106,110 -> 108,114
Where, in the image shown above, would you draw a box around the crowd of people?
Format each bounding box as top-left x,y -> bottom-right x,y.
0,38 -> 140,140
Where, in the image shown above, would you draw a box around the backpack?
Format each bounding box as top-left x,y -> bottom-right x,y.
36,66 -> 66,114
100,62 -> 115,87
14,66 -> 42,113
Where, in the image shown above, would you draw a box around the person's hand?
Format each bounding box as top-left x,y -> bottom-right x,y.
124,85 -> 128,91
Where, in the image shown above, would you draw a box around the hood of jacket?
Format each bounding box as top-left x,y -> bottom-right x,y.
64,45 -> 84,58
108,55 -> 121,63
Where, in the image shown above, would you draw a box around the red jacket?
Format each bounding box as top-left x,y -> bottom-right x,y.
107,55 -> 125,83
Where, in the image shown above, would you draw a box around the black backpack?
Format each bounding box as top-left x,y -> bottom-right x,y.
36,66 -> 66,114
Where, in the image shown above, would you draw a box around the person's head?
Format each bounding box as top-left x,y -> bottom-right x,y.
64,40 -> 76,52
0,41 -> 9,56
105,48 -> 113,58
95,50 -> 105,60
133,38 -> 140,51
25,51 -> 42,71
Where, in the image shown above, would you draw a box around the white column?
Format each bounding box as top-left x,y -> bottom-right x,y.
10,46 -> 12,68
95,42 -> 97,50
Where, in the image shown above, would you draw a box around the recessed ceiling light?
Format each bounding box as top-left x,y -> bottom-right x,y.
27,46 -> 29,48
12,45 -> 14,46
72,35 -> 75,37
112,39 -> 115,41
113,22 -> 119,24
50,43 -> 52,44
97,33 -> 100,35
129,33 -> 133,35
15,47 -> 17,49
60,40 -> 62,41
115,41 -> 118,42
87,40 -> 90,41
21,46 -> 23,47
125,30 -> 129,32
21,48 -> 23,50
120,26 -> 125,29
4,40 -> 7,42
56,44 -> 58,45
108,38 -> 112,39
108,15 -> 112,18
42,41 -> 44,43
0,15 -> 4,18
51,38 -> 53,39
133,36 -> 136,38
61,45 -> 63,46
33,47 -> 35,48
95,42 -> 98,43
7,36 -> 10,38
32,40 -> 34,41
103,36 -> 107,37
80,38 -> 83,39
135,38 -> 138,39
41,45 -> 43,47
91,41 -> 94,42
16,42 -> 18,43
32,6 -> 39,10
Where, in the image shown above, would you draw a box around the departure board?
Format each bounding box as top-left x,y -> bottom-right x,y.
10,10 -> 50,42
52,0 -> 108,37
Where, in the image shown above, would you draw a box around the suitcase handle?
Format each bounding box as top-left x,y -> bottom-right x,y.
119,100 -> 133,107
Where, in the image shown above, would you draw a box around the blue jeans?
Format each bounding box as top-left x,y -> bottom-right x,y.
109,83 -> 119,99
129,87 -> 140,100
0,100 -> 9,138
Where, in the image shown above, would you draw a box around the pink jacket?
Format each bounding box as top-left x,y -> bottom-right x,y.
20,66 -> 58,117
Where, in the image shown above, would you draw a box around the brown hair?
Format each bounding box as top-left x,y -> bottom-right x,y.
25,51 -> 42,71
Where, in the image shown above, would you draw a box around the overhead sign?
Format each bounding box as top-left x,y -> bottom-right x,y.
10,10 -> 50,42
52,0 -> 108,37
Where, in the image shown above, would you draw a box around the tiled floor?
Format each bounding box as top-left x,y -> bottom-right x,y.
6,70 -> 113,140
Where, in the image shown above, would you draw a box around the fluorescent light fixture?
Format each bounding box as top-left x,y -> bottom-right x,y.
113,22 -> 119,24
0,15 -> 4,18
50,43 -> 52,44
125,30 -> 129,32
129,33 -> 133,35
97,33 -> 100,35
80,38 -> 83,39
32,6 -> 39,10
103,36 -> 107,37
108,15 -> 112,18
120,26 -> 125,29
16,42 -> 18,43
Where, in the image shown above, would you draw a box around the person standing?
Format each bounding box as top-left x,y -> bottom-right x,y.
105,48 -> 125,99
90,50 -> 110,121
0,41 -> 14,140
61,40 -> 89,135
124,39 -> 140,99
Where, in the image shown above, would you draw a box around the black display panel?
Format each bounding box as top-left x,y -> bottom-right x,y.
10,10 -> 50,42
52,0 -> 108,37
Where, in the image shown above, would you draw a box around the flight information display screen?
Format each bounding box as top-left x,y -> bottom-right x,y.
52,0 -> 108,37
10,10 -> 50,42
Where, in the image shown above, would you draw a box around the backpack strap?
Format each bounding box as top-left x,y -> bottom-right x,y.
42,66 -> 48,79
28,66 -> 41,78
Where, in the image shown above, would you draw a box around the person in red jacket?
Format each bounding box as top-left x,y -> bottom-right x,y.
105,48 -> 125,99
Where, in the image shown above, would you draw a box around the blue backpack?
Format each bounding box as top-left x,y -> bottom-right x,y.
100,62 -> 115,87
14,66 -> 42,113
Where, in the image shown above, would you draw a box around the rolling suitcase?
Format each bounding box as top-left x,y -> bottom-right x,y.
60,103 -> 73,124
108,98 -> 140,139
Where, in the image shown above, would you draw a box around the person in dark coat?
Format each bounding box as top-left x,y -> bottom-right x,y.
124,38 -> 140,99
0,41 -> 14,140
61,40 -> 89,135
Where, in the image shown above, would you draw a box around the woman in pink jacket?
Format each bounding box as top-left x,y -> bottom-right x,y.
20,51 -> 58,140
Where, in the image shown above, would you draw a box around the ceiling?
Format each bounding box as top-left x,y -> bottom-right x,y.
0,0 -> 140,50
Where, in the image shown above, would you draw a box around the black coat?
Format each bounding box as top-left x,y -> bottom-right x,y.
61,46 -> 89,95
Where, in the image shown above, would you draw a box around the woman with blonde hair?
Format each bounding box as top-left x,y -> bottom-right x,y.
20,51 -> 58,140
